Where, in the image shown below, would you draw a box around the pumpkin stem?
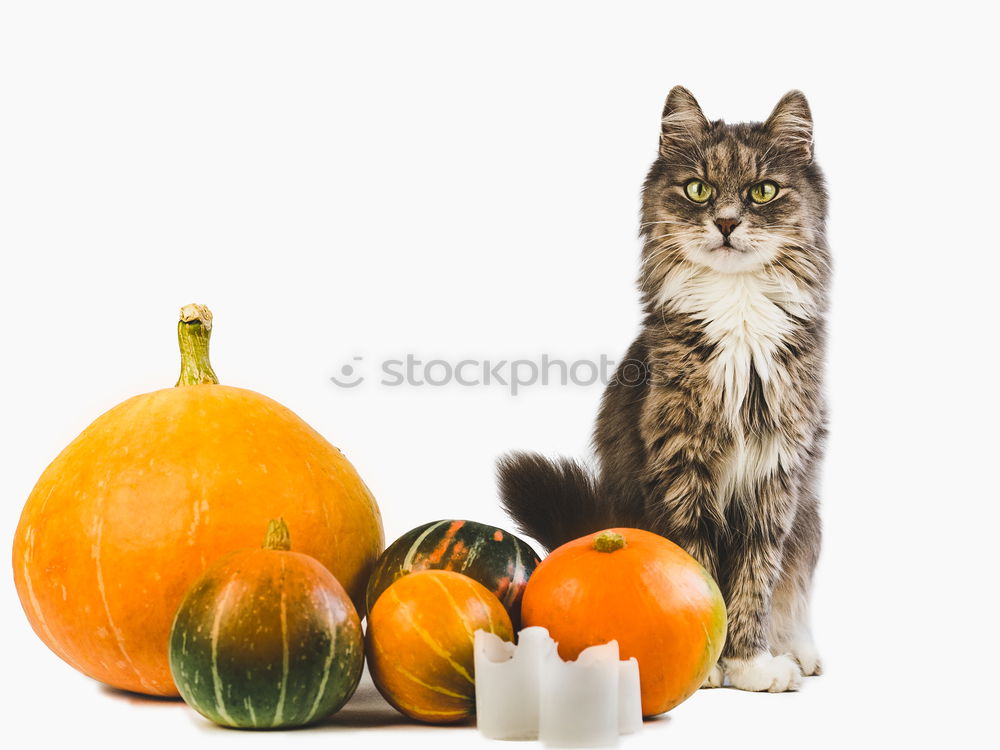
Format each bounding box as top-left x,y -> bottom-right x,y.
175,304 -> 220,386
592,530 -> 626,553
263,518 -> 292,551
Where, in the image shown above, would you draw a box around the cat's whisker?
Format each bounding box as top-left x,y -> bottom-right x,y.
644,230 -> 704,247
647,235 -> 697,252
644,230 -> 701,248
761,232 -> 832,260
644,239 -> 695,280
648,238 -> 704,279
645,245 -> 684,272
640,219 -> 699,228
778,246 -> 833,275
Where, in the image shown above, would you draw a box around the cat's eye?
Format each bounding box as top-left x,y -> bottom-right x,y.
684,179 -> 713,204
749,180 -> 779,204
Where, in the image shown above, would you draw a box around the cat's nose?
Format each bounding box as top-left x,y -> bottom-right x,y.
715,218 -> 741,237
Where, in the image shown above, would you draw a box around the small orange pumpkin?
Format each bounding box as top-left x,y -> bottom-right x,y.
521,528 -> 727,717
366,570 -> 513,723
12,305 -> 384,696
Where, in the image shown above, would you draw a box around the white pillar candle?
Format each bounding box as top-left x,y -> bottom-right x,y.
474,627 -> 643,745
618,657 -> 643,735
539,641 -> 621,747
474,626 -> 555,740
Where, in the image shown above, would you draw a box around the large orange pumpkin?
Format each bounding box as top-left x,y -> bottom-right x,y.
12,304 -> 384,697
521,528 -> 726,717
366,570 -> 513,723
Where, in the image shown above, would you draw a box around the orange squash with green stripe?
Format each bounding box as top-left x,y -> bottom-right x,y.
366,570 -> 513,723
168,519 -> 364,728
365,519 -> 539,629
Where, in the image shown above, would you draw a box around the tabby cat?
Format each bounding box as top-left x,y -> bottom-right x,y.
499,87 -> 828,692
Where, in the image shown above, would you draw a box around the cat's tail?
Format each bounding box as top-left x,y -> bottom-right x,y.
497,452 -> 619,553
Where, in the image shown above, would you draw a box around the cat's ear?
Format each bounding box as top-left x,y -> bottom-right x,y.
766,90 -> 814,164
659,86 -> 709,160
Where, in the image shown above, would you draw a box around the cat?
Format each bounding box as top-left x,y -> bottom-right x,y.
499,87 -> 828,693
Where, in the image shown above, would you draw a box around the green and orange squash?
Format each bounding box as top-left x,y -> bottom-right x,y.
11,304 -> 384,696
366,569 -> 513,724
366,519 -> 539,628
521,528 -> 727,717
169,519 -> 364,728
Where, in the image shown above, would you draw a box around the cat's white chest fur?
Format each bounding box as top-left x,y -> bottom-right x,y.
658,264 -> 816,499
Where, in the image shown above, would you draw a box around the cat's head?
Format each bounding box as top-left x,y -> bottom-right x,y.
640,87 -> 828,302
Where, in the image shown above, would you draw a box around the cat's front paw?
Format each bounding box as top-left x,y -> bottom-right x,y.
726,653 -> 802,693
789,641 -> 822,676
700,662 -> 724,688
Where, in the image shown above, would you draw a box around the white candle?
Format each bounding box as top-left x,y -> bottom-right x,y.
474,627 -> 643,745
618,657 -> 643,735
474,626 -> 555,740
539,641 -> 620,747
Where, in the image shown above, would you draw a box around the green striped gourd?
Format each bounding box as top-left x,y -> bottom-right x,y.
168,519 -> 363,728
365,519 -> 540,628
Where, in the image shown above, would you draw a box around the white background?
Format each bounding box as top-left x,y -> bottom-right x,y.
1,2 -> 997,748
